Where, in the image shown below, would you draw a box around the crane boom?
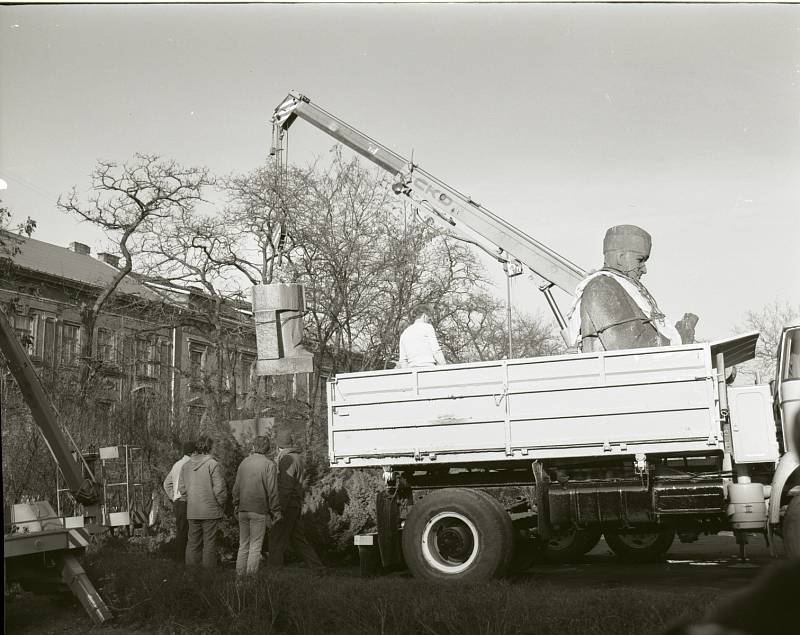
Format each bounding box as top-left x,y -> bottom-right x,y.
271,92 -> 586,319
0,308 -> 98,506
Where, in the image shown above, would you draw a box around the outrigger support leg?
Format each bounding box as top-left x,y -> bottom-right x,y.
60,554 -> 113,624
734,531 -> 748,563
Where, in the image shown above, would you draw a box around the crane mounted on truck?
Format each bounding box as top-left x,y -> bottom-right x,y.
1,307 -> 112,624
271,92 -> 585,345
270,92 -> 800,582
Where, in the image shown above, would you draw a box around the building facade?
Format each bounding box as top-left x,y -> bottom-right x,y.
0,232 -> 270,427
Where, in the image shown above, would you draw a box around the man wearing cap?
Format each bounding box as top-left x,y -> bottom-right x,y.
567,225 -> 696,352
398,304 -> 447,368
267,429 -> 324,569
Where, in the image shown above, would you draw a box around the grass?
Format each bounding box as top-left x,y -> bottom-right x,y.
78,548 -> 719,635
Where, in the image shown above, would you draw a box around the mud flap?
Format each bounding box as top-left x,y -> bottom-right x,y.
376,491 -> 402,569
532,461 -> 552,539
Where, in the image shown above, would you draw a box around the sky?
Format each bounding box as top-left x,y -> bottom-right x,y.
1,3 -> 798,341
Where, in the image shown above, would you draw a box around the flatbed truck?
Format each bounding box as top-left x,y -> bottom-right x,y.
271,92 -> 800,581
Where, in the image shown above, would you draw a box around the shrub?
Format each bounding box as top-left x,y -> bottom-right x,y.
303,468 -> 383,561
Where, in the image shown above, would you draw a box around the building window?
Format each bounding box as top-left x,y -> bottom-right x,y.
135,338 -> 147,376
42,318 -> 56,365
147,340 -> 158,377
240,354 -> 255,395
121,335 -> 134,372
189,344 -> 207,384
98,376 -> 121,403
60,323 -> 81,365
159,341 -> 171,383
294,372 -> 310,401
97,328 -> 115,363
135,338 -> 156,377
187,404 -> 206,428
13,314 -> 36,355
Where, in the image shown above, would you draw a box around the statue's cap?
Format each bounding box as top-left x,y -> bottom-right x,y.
603,225 -> 651,255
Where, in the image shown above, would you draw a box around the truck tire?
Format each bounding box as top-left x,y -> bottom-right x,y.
471,489 -> 516,573
539,526 -> 602,563
401,488 -> 513,582
604,528 -> 675,562
782,496 -> 800,558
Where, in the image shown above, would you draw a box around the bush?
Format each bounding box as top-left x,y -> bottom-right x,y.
303,468 -> 383,561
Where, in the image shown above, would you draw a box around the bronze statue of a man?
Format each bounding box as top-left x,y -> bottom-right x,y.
567,225 -> 697,353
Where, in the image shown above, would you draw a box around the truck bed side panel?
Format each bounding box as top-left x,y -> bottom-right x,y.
329,345 -> 721,467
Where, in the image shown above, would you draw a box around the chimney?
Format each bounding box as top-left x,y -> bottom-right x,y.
97,252 -> 120,267
69,241 -> 91,256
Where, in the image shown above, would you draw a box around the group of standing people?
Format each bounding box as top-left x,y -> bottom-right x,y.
163,428 -> 322,576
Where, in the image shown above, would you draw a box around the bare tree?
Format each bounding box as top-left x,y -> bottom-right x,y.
440,290 -> 560,363
57,154 -> 213,384
286,150 -> 393,443
221,162 -> 311,285
137,205 -> 253,422
0,199 -> 37,279
737,300 -> 800,383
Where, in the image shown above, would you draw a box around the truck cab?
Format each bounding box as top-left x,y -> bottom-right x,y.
767,326 -> 800,556
775,326 -> 800,454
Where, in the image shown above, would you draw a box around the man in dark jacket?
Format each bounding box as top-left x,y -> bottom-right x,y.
179,434 -> 227,568
267,429 -> 323,569
232,436 -> 282,576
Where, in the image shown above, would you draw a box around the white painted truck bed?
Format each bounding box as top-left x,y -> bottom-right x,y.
327,343 -> 724,468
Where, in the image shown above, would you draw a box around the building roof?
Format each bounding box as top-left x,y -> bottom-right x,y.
4,232 -> 162,302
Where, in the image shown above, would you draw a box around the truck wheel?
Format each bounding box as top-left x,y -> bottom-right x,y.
471,489 -> 516,572
540,526 -> 602,563
604,528 -> 675,562
782,496 -> 800,558
401,488 -> 513,582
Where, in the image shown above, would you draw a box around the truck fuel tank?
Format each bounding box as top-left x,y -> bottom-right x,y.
548,478 -> 727,527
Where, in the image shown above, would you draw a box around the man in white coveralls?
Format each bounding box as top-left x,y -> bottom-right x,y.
398,304 -> 447,368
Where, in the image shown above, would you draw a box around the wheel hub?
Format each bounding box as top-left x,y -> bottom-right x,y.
420,511 -> 480,574
437,525 -> 473,562
547,528 -> 577,551
616,532 -> 660,549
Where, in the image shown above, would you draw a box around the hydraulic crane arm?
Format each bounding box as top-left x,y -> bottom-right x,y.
0,308 -> 98,507
271,92 -> 586,330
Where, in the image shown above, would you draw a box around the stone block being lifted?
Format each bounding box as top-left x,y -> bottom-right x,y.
252,283 -> 314,376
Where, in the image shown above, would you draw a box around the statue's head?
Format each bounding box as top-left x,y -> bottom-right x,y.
602,225 -> 652,281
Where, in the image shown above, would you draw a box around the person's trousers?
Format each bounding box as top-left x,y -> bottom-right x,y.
186,518 -> 221,568
236,511 -> 267,576
174,500 -> 188,563
267,506 -> 323,569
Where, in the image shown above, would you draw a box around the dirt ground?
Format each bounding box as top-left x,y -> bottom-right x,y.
3,533 -> 783,634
